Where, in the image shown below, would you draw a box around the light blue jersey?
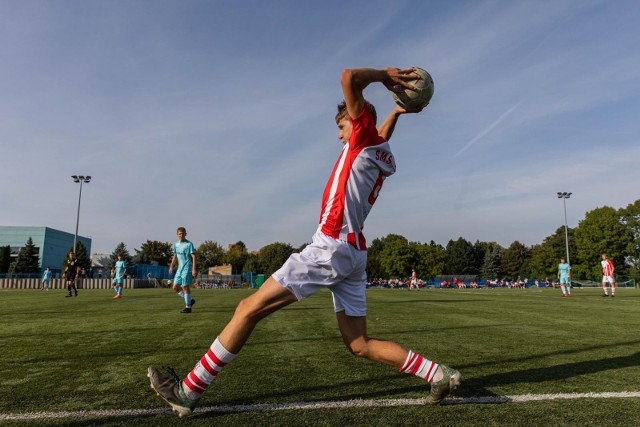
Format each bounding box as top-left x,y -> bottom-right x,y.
42,270 -> 52,282
558,262 -> 571,284
173,240 -> 196,286
113,260 -> 126,284
114,260 -> 126,278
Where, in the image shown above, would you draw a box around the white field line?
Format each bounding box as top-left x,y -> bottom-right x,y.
1,392 -> 640,421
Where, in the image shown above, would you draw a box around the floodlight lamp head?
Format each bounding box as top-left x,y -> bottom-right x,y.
72,175 -> 80,183
84,176 -> 92,183
566,192 -> 572,198
557,192 -> 562,198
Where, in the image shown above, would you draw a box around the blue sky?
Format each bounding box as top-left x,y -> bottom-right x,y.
1,0 -> 639,254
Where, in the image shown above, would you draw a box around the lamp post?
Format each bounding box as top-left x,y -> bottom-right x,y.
557,192 -> 572,265
71,175 -> 91,254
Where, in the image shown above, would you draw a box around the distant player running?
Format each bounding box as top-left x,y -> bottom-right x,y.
169,227 -> 197,313
601,253 -> 616,297
111,254 -> 126,299
557,257 -> 571,297
148,67 -> 461,417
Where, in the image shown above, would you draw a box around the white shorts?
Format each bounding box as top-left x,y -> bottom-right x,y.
602,275 -> 615,284
272,231 -> 367,317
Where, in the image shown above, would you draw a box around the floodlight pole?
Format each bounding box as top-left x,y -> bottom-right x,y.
557,192 -> 572,265
72,175 -> 91,254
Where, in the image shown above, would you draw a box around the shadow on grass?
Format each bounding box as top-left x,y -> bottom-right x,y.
458,338 -> 640,369
384,299 -> 490,304
460,351 -> 640,396
202,372 -> 416,410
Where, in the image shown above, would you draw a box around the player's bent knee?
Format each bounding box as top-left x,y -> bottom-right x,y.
345,338 -> 370,358
234,297 -> 267,323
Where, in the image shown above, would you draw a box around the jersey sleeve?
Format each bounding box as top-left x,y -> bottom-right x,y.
350,104 -> 383,151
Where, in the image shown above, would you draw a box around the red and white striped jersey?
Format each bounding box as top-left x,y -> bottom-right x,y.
601,259 -> 614,276
318,104 -> 396,250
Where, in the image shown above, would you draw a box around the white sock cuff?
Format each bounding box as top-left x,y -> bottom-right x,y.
212,337 -> 237,364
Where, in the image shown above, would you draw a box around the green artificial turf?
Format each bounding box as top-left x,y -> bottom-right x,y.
1,287 -> 639,426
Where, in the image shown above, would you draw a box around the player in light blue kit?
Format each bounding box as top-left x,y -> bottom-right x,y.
112,254 -> 127,299
557,257 -> 571,297
170,227 -> 197,313
41,266 -> 52,290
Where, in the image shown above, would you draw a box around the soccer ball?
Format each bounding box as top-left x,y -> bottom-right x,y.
392,67 -> 434,112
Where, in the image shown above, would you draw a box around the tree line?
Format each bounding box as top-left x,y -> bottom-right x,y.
366,201 -> 640,281
5,199 -> 638,281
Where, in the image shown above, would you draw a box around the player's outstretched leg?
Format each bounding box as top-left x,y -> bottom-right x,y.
149,279 -> 297,416
337,313 -> 462,405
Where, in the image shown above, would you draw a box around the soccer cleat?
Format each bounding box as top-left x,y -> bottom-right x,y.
114,294 -> 122,299
602,294 -> 609,297
190,299 -> 196,308
148,366 -> 198,417
180,307 -> 192,314
611,294 -> 615,298
65,294 -> 72,298
425,365 -> 462,405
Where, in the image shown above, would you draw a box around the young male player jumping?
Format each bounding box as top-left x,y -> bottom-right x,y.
148,67 -> 462,416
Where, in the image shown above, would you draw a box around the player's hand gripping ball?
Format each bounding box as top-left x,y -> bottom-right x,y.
392,67 -> 434,112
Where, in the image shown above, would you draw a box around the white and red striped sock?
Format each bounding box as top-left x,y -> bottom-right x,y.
181,337 -> 236,400
400,350 -> 439,382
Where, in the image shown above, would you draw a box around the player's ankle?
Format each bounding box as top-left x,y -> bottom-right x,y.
431,366 -> 444,383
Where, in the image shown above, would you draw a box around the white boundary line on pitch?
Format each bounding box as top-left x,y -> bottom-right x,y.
2,392 -> 640,421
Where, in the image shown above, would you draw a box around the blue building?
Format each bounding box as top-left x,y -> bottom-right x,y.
0,226 -> 91,275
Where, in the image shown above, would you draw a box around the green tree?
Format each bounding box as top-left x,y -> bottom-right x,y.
196,240 -> 225,273
620,199 -> 640,276
135,240 -> 173,266
527,227 -> 575,279
445,237 -> 477,275
378,234 -> 412,278
67,240 -> 92,272
366,237 -> 386,279
481,245 -> 504,279
9,237 -> 40,274
501,241 -> 530,277
257,242 -> 295,277
108,243 -> 135,272
574,206 -> 633,279
0,245 -> 11,273
471,240 -> 488,273
411,241 -> 446,278
225,241 -> 249,274
243,253 -> 261,275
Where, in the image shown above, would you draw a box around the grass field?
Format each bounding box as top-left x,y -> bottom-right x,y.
1,286 -> 639,426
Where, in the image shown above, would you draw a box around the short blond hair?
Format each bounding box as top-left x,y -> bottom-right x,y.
335,100 -> 377,124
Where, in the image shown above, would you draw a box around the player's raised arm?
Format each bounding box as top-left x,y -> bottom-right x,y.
377,105 -> 404,141
340,67 -> 417,120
